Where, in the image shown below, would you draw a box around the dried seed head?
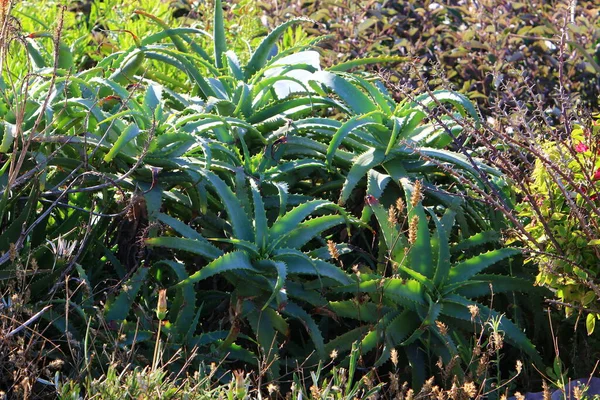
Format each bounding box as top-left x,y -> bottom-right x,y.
515,392 -> 525,400
542,381 -> 551,400
327,240 -> 340,260
468,305 -> 480,321
491,331 -> 504,351
267,383 -> 278,395
411,180 -> 423,207
515,360 -> 522,375
435,321 -> 448,336
463,381 -> 477,398
310,385 -> 321,398
423,377 -> 435,394
433,385 -> 445,400
396,198 -> 405,215
476,353 -> 489,376
156,289 -> 167,321
436,357 -> 444,371
391,348 -> 399,367
406,388 -> 414,400
449,382 -> 459,400
408,215 -> 419,244
388,205 -> 398,226
330,349 -> 338,360
573,385 -> 585,400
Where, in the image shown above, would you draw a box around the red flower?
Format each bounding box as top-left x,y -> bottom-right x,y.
575,142 -> 589,153
594,168 -> 600,181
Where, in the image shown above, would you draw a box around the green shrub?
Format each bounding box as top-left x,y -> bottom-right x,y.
516,116 -> 600,335
261,0 -> 600,115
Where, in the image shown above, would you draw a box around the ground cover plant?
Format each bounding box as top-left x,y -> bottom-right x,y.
0,0 -> 599,399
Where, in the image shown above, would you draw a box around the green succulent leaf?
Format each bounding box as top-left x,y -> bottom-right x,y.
105,267 -> 149,322
175,251 -> 258,287
447,248 -> 522,285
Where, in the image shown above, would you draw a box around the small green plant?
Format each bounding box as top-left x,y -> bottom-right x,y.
516,116 -> 600,334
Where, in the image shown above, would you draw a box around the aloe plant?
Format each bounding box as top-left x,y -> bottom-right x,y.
288,71 -> 508,234
323,178 -> 542,387
142,170 -> 355,376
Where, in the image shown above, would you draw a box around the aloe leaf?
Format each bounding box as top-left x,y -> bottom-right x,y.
430,210 -> 451,287
0,185 -> 38,256
307,243 -> 352,261
175,251 -> 257,287
327,114 -> 385,167
442,294 -> 541,364
103,123 -> 141,162
340,73 -> 394,115
104,267 -> 149,322
386,310 -> 421,345
253,72 -> 315,105
450,230 -> 500,254
226,51 -> 244,81
397,265 -> 435,293
274,249 -> 351,285
359,311 -> 398,355
324,326 -> 370,355
199,170 -> 254,242
447,248 -> 522,285
406,343 -> 427,389
400,179 -> 433,279
142,26 -> 213,62
136,11 -> 190,53
145,236 -> 224,260
248,179 -> 267,251
383,279 -> 426,307
284,281 -> 325,307
256,259 -> 287,310
25,38 -> 48,68
369,201 -> 406,260
283,301 -> 325,358
246,306 -> 285,377
412,90 -> 480,126
453,275 -> 536,297
348,278 -> 425,307
0,122 -> 15,153
269,199 -> 336,241
143,83 -> 162,114
340,148 -> 386,205
144,49 -> 217,99
312,71 -> 378,115
212,0 -> 226,69
249,97 -> 338,126
282,214 -> 346,249
285,136 -> 353,166
156,212 -> 222,244
245,18 -> 311,80
328,301 -> 383,323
